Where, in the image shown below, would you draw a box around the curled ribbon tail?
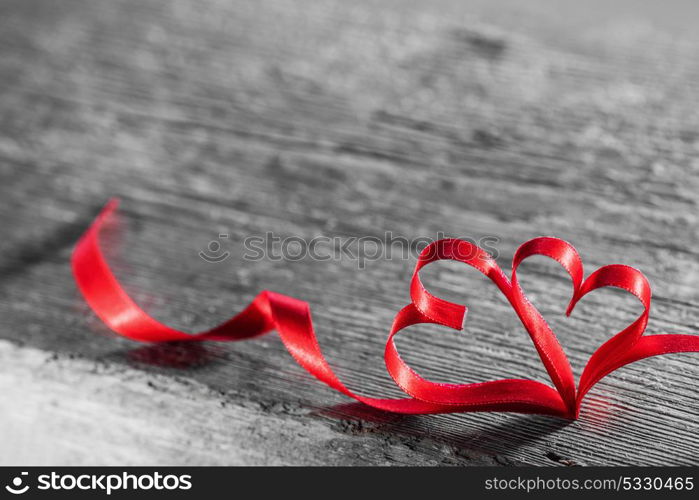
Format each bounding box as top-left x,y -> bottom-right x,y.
71,200 -> 569,418
71,200 -> 699,421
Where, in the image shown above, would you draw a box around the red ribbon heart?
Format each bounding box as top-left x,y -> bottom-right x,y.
71,200 -> 699,419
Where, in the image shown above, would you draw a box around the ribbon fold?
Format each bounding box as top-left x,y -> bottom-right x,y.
71,200 -> 699,419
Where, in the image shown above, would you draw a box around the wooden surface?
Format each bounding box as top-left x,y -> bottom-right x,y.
1,0 -> 699,466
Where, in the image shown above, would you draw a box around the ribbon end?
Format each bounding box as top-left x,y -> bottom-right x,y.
104,198 -> 121,212
460,307 -> 469,331
565,295 -> 580,317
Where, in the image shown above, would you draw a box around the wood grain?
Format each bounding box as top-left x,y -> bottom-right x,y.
0,0 -> 698,465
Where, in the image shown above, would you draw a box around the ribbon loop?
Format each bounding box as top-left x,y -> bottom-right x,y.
410,238 -> 503,330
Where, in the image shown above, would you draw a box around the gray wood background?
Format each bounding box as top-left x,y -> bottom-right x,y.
1,0 -> 698,466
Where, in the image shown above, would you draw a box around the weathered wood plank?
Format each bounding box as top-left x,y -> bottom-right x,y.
0,340 -> 507,466
0,0 -> 698,465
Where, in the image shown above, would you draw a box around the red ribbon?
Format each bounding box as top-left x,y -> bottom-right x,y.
72,200 -> 699,419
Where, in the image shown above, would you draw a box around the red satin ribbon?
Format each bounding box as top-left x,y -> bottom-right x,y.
71,200 -> 699,419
